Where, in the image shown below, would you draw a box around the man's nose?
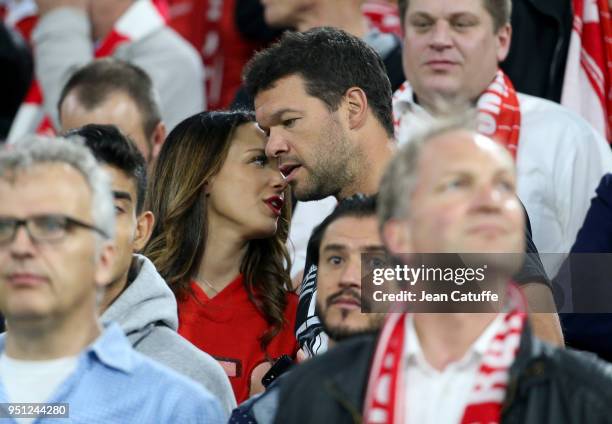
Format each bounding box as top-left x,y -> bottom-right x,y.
429,21 -> 453,50
471,182 -> 504,212
8,225 -> 36,258
265,128 -> 289,158
338,257 -> 360,289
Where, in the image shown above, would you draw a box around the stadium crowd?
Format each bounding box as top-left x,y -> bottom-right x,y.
2,0 -> 612,422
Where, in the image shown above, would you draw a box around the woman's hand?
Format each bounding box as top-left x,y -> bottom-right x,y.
249,361 -> 273,397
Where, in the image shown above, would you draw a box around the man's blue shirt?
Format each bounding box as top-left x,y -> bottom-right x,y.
0,323 -> 224,423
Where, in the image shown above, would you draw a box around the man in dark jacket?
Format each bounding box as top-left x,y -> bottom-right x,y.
274,327 -> 612,423
273,114 -> 612,423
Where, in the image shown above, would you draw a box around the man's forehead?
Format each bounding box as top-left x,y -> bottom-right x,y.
255,76 -> 309,116
102,165 -> 137,203
422,130 -> 514,169
61,90 -> 144,133
61,92 -> 150,159
321,216 -> 382,249
0,163 -> 92,215
406,0 -> 487,16
0,162 -> 85,183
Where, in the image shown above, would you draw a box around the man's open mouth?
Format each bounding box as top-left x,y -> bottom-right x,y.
280,164 -> 301,180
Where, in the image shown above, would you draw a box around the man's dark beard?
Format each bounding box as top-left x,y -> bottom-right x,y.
316,289 -> 381,343
294,115 -> 360,201
321,322 -> 379,343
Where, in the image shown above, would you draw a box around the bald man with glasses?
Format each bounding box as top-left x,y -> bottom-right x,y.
0,137 -> 224,423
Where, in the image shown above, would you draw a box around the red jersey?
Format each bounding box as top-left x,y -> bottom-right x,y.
178,274 -> 298,403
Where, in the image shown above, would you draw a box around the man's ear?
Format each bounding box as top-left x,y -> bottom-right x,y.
382,218 -> 412,258
496,23 -> 512,63
95,240 -> 116,289
133,211 -> 155,252
150,121 -> 167,161
345,87 -> 368,131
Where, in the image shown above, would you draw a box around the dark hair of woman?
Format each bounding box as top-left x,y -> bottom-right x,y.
144,110 -> 292,351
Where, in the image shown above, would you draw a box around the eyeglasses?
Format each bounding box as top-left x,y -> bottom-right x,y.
0,214 -> 108,245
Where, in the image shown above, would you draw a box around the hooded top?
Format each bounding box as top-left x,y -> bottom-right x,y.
101,254 -> 236,415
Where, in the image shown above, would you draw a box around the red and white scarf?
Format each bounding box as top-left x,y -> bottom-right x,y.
561,0 -> 612,143
392,70 -> 521,160
1,0 -> 38,41
363,286 -> 527,424
7,0 -> 168,144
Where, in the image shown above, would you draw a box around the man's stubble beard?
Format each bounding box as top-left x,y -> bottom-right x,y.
293,113 -> 363,201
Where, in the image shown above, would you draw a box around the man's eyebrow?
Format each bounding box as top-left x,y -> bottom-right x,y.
408,11 -> 434,19
113,190 -> 133,202
448,11 -> 479,19
267,108 -> 302,123
322,243 -> 347,253
362,245 -> 386,253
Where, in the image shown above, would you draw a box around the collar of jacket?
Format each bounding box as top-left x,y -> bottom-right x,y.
502,319 -> 551,416
323,336 -> 375,423
524,0 -> 570,25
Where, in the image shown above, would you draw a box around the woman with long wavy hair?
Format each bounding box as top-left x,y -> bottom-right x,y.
144,111 -> 297,403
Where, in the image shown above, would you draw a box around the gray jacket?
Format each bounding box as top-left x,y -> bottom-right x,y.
101,254 -> 236,416
31,3 -> 204,131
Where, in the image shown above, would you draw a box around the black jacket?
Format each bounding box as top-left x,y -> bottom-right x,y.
274,323 -> 612,423
501,0 -> 572,102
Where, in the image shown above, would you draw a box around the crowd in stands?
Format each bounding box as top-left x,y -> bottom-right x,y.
2,0 -> 612,422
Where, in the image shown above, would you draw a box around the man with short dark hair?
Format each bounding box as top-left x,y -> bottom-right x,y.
66,124 -> 236,415
243,27 -> 560,356
244,24 -> 398,281
59,59 -> 165,167
310,195 -> 386,342
244,27 -> 397,353
0,136 -> 224,423
245,28 -> 395,201
393,0 -> 612,278
271,115 -> 612,424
